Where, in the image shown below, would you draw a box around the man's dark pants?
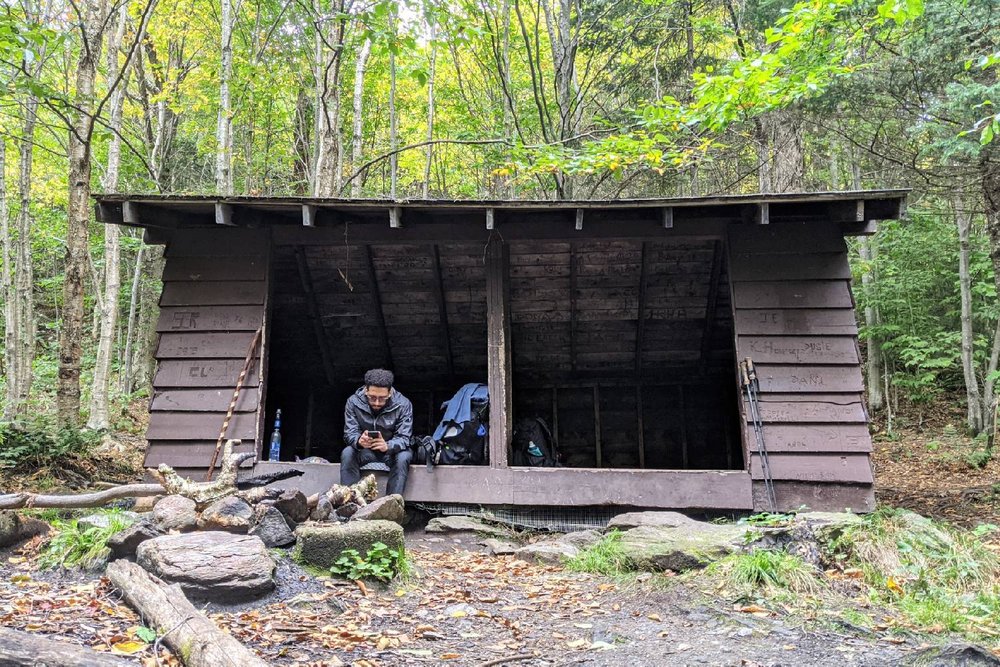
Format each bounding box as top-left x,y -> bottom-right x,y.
340,446 -> 412,496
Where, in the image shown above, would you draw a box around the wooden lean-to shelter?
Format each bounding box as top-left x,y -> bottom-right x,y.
95,190 -> 906,512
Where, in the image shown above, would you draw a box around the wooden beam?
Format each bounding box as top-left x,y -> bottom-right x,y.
636,385 -> 645,469
364,246 -> 394,371
662,206 -> 673,229
634,242 -> 648,373
486,238 -> 512,469
429,245 -> 455,379
294,248 -> 337,386
593,385 -> 602,468
302,204 -> 317,227
389,206 -> 402,228
569,243 -> 578,372
122,200 -> 140,225
755,202 -> 769,225
551,387 -> 559,453
215,202 -> 234,226
679,385 -> 688,468
486,207 -> 495,230
699,240 -> 724,362
575,208 -> 584,230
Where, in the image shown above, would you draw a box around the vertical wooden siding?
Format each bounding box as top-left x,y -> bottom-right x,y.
728,221 -> 874,512
145,228 -> 269,475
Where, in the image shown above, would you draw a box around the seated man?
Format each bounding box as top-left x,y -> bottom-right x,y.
341,368 -> 414,496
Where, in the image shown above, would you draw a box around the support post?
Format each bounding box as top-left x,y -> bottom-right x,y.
662,207 -> 673,229
636,385 -> 645,469
389,206 -> 402,228
122,201 -> 140,225
302,204 -> 317,227
486,237 -> 512,468
486,207 -> 495,230
593,385 -> 602,467
215,202 -> 234,226
635,242 -> 648,373
575,208 -> 584,230
429,244 -> 454,378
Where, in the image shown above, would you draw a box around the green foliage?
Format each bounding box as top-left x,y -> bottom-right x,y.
709,549 -> 821,595
565,530 -> 633,576
38,510 -> 135,570
0,416 -> 101,470
740,511 -> 797,528
329,542 -> 409,582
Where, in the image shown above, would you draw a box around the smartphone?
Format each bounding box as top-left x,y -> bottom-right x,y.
366,430 -> 382,439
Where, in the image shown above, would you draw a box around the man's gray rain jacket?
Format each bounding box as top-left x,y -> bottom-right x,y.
343,387 -> 413,454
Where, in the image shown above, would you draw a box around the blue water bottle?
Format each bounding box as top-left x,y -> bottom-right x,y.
268,409 -> 282,461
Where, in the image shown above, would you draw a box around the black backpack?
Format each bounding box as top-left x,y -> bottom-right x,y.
431,383 -> 489,465
511,417 -> 560,467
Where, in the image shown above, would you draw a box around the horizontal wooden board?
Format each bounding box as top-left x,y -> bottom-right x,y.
153,360 -> 261,387
732,281 -> 853,309
747,394 -> 867,423
166,229 -> 267,257
146,411 -> 258,440
150,387 -> 260,412
156,332 -> 259,359
753,365 -> 863,393
156,306 -> 264,332
754,481 -> 875,513
727,222 -> 846,254
729,252 -> 850,281
737,336 -> 859,365
144,440 -> 259,469
743,423 -> 872,452
734,309 -> 858,335
162,256 -> 266,281
749,453 -> 873,483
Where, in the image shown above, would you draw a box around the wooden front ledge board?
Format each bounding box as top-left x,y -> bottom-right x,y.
252,462 -> 753,509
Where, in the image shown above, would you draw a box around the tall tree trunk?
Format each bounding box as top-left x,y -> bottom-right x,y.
852,157 -> 883,411
121,242 -> 144,393
8,96 -> 39,419
88,4 -> 129,429
216,0 -> 234,194
129,246 -> 164,393
423,19 -> 437,199
389,5 -> 398,198
955,191 -> 984,433
313,1 -> 347,198
0,142 -> 9,388
293,88 -> 312,193
350,38 -> 371,198
979,142 -> 1000,429
542,0 -> 579,199
59,0 -> 108,428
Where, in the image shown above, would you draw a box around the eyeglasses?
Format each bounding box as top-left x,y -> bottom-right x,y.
365,392 -> 390,405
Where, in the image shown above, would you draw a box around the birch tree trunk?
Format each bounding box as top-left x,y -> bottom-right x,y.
313,1 -> 348,198
389,5 -> 398,198
852,158 -> 883,411
0,141 -> 10,389
216,0 -> 234,195
121,242 -> 144,393
955,191 -> 984,433
350,38 -> 371,198
87,4 -> 129,429
58,0 -> 109,428
423,18 -> 437,199
8,96 -> 39,419
542,0 -> 579,199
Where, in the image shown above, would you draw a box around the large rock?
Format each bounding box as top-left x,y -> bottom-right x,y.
137,532 -> 275,601
107,520 -> 164,559
352,495 -> 405,524
197,496 -> 253,533
515,541 -> 579,565
78,512 -> 140,532
0,512 -> 49,548
249,506 -> 296,548
152,495 -> 197,532
618,523 -> 748,572
561,529 -> 604,549
295,520 -> 404,569
274,489 -> 310,524
311,496 -> 333,522
425,515 -> 511,539
607,511 -> 694,531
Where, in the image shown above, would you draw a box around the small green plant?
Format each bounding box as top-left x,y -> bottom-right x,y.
0,416 -> 100,470
329,542 -> 408,582
38,510 -> 134,570
710,549 -> 821,595
964,448 -> 993,469
565,530 -> 633,576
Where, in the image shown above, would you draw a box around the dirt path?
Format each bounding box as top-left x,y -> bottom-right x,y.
0,529 -> 939,667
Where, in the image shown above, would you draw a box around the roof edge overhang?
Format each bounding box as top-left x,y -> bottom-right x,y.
93,188 -> 909,239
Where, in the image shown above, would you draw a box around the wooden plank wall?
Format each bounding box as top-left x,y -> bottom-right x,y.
146,228 -> 269,474
728,221 -> 874,512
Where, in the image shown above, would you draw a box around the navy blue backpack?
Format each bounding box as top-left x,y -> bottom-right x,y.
431,383 -> 489,465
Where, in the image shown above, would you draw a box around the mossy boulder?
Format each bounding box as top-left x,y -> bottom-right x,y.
618,523 -> 749,572
294,520 -> 404,569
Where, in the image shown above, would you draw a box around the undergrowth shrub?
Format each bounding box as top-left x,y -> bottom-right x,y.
38,510 -> 135,570
0,416 -> 101,471
565,530 -> 633,576
329,542 -> 409,582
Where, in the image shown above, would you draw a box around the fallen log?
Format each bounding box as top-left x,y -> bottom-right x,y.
0,626 -> 131,666
149,439 -> 255,509
0,483 -> 164,510
106,559 -> 270,667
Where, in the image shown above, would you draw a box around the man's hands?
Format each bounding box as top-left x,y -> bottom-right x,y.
358,431 -> 388,453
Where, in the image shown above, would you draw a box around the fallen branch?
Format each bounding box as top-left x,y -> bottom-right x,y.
150,439 -> 255,508
0,483 -> 163,510
0,626 -> 131,666
106,559 -> 270,667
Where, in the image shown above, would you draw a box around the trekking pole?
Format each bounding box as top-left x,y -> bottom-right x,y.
741,357 -> 776,511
